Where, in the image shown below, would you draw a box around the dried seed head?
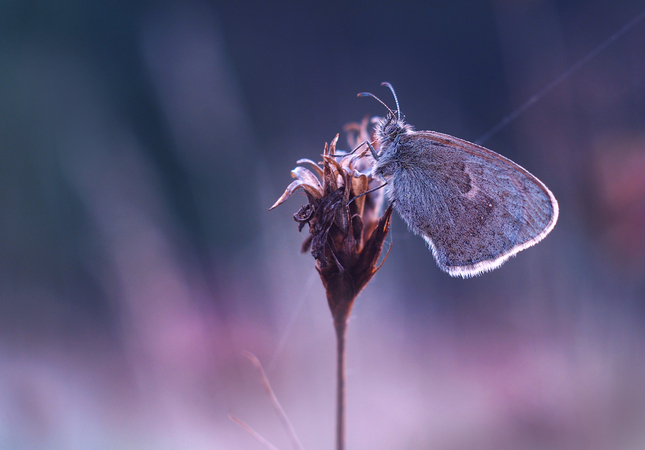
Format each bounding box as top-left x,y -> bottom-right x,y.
271,119 -> 393,324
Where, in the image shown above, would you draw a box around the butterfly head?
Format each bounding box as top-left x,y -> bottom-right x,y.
374,113 -> 413,145
358,82 -> 413,147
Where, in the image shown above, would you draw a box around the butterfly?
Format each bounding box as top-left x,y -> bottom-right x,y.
360,83 -> 559,277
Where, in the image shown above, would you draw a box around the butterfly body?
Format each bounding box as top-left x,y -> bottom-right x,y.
372,113 -> 559,278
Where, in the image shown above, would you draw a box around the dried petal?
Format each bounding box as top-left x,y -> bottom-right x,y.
325,134 -> 340,157
269,179 -> 322,210
296,159 -> 324,178
353,204 -> 393,294
322,155 -> 346,182
343,115 -> 371,150
292,166 -> 323,190
350,173 -> 369,217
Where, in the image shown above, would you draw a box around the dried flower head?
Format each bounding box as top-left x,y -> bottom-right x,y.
270,119 -> 392,324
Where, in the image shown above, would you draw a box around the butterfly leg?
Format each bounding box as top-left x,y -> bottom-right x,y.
348,175 -> 388,205
330,140 -> 379,160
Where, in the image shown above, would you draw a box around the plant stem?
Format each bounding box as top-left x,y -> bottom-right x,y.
334,317 -> 347,450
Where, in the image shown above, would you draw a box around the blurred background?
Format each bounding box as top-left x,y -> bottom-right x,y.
1,0 -> 645,448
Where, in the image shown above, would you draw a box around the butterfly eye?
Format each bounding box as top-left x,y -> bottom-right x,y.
384,124 -> 397,135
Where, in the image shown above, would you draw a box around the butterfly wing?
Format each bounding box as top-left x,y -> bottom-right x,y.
388,131 -> 558,277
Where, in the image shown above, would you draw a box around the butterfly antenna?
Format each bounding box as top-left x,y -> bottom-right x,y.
381,82 -> 401,121
357,91 -> 397,119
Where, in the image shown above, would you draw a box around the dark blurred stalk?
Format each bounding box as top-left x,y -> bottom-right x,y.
335,317 -> 347,450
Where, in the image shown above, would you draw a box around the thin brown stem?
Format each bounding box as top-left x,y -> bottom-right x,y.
243,351 -> 304,450
228,413 -> 280,450
334,317 -> 348,450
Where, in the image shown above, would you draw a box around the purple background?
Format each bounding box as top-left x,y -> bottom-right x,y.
2,1 -> 645,448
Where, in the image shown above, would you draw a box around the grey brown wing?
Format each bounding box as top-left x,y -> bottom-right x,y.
391,131 -> 558,277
